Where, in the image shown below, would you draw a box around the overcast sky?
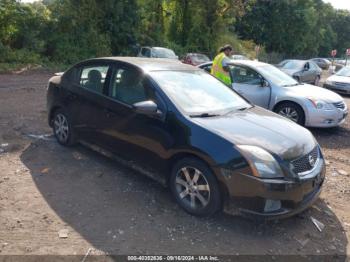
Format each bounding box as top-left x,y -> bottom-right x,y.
20,0 -> 350,10
323,0 -> 350,10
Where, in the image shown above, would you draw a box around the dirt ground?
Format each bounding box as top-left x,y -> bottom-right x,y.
0,70 -> 349,260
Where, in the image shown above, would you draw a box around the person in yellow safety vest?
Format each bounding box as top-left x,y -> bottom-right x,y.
211,44 -> 233,86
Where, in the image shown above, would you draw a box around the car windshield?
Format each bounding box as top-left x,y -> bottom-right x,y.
152,48 -> 177,59
150,70 -> 250,115
258,64 -> 299,86
191,54 -> 210,63
281,60 -> 304,70
336,67 -> 350,77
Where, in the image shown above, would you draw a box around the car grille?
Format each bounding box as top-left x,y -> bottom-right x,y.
334,82 -> 350,88
291,147 -> 319,176
333,101 -> 346,110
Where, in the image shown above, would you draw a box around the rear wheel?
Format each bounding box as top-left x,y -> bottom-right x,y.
170,158 -> 222,217
274,102 -> 305,126
52,109 -> 77,146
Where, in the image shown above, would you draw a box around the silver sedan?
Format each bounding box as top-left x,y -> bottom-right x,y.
199,60 -> 348,128
324,66 -> 350,95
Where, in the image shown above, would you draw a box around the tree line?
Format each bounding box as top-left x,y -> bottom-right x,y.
0,0 -> 350,67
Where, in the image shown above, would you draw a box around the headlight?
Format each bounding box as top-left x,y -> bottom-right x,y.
308,99 -> 333,110
237,145 -> 284,178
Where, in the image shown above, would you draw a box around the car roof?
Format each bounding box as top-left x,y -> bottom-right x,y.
86,57 -> 198,72
226,59 -> 268,67
286,59 -> 308,62
152,47 -> 172,50
198,60 -> 268,68
187,53 -> 208,55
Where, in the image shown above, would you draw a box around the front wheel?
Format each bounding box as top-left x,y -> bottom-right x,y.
274,102 -> 305,126
52,109 -> 77,146
170,158 -> 222,217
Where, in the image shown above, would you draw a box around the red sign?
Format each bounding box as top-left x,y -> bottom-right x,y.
347,48 -> 350,56
331,49 -> 337,57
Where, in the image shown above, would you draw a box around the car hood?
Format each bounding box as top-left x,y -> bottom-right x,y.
192,107 -> 316,160
284,84 -> 343,103
280,68 -> 300,76
327,74 -> 350,84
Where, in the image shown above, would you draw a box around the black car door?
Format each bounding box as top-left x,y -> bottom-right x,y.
95,63 -> 173,177
65,61 -> 113,142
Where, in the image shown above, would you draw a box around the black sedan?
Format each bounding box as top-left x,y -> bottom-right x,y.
47,57 -> 325,219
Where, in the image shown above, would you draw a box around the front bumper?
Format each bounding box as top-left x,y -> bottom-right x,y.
305,105 -> 348,128
222,159 -> 326,220
324,83 -> 350,95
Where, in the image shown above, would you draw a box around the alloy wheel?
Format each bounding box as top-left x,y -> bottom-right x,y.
54,113 -> 69,143
175,167 -> 210,209
278,107 -> 299,122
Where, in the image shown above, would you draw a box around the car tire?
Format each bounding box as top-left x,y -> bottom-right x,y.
170,158 -> 222,217
274,102 -> 305,126
314,75 -> 320,86
52,109 -> 77,146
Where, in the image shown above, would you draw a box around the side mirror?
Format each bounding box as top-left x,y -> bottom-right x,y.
261,79 -> 269,87
133,100 -> 158,115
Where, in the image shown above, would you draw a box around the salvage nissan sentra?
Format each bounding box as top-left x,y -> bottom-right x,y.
47,57 -> 325,219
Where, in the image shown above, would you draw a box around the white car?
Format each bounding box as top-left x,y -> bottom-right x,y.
324,66 -> 350,95
137,46 -> 178,59
199,60 -> 348,128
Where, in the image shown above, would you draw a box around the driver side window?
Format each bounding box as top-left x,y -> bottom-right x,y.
230,66 -> 262,85
109,67 -> 147,105
108,66 -> 162,109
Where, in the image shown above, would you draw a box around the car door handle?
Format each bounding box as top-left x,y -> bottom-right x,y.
104,108 -> 116,118
67,92 -> 77,100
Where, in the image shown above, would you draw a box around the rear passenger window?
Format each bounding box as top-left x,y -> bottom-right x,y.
309,62 -> 317,70
79,66 -> 109,94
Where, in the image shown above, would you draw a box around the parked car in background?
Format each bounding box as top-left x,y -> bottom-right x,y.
324,66 -> 350,94
182,53 -> 210,66
199,60 -> 347,127
279,60 -> 322,85
276,59 -> 291,68
137,47 -> 178,59
231,54 -> 249,60
328,58 -> 345,73
47,57 -> 325,219
334,59 -> 348,66
310,58 -> 331,70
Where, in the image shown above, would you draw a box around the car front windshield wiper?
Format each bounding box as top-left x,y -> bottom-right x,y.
238,106 -> 251,111
190,113 -> 220,118
223,106 -> 253,115
281,83 -> 299,87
